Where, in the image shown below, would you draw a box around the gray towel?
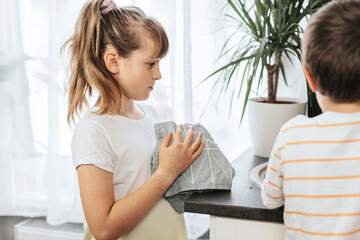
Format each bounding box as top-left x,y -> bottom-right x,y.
151,121 -> 236,213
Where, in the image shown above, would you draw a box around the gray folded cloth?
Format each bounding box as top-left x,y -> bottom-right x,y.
151,121 -> 236,213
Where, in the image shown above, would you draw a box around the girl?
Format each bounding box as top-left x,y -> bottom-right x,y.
63,1 -> 205,239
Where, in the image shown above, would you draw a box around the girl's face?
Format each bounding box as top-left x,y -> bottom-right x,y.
115,37 -> 162,101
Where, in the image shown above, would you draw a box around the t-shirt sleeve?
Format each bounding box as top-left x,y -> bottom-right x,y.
71,119 -> 114,173
261,131 -> 285,209
261,115 -> 307,209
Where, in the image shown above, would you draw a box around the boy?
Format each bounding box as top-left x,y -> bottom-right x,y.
261,0 -> 360,239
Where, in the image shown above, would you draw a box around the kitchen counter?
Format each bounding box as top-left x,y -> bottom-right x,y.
184,148 -> 284,223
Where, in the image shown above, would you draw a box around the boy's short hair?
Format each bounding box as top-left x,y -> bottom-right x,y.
302,0 -> 360,103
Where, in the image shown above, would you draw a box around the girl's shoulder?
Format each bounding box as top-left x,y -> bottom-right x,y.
72,114 -> 108,141
72,108 -> 114,139
73,104 -> 160,134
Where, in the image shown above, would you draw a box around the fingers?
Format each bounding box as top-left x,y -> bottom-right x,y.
192,141 -> 205,161
183,125 -> 194,146
160,132 -> 172,148
190,131 -> 203,152
174,125 -> 183,143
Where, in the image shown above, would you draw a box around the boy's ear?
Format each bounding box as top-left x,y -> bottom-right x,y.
103,50 -> 120,74
303,66 -> 318,92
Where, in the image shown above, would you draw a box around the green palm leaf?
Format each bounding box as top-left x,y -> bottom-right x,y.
203,0 -> 321,125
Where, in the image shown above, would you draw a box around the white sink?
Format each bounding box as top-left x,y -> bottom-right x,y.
250,162 -> 268,188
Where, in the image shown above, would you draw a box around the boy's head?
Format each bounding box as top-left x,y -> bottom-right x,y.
302,0 -> 360,103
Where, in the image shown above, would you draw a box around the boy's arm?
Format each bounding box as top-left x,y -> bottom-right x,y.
261,138 -> 284,209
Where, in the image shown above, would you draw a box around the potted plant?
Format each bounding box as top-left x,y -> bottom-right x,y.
204,0 -> 320,157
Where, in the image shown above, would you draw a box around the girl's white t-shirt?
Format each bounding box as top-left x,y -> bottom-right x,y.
71,104 -> 187,240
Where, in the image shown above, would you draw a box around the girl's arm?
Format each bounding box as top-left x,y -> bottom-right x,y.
77,125 -> 204,240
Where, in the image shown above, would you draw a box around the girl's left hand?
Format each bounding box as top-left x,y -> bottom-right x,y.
157,125 -> 205,182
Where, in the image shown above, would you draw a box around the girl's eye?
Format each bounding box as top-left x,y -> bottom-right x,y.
148,62 -> 156,68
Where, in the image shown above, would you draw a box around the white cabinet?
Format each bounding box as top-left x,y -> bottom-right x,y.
15,219 -> 84,240
210,216 -> 284,240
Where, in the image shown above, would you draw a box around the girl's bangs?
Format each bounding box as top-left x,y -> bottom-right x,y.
144,18 -> 169,59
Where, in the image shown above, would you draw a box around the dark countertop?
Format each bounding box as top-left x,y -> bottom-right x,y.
184,149 -> 284,223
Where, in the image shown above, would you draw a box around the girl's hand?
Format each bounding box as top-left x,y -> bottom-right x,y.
157,125 -> 205,183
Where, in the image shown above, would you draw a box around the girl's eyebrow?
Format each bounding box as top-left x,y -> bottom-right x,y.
148,57 -> 160,61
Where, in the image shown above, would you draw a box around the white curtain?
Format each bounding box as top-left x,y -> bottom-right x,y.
2,0 -> 307,238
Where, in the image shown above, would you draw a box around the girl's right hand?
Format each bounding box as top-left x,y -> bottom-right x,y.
157,125 -> 205,182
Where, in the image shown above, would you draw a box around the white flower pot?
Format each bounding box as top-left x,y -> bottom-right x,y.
248,98 -> 307,158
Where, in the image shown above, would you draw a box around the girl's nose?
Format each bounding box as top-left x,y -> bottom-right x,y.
152,64 -> 162,80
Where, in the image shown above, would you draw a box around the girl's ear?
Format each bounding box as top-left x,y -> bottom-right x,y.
103,50 -> 120,74
303,66 -> 318,92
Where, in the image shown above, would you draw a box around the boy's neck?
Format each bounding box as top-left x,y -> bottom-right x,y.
316,92 -> 360,113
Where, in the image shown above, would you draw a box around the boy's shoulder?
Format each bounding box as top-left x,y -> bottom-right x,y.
280,114 -> 313,132
275,114 -> 320,147
280,111 -> 360,134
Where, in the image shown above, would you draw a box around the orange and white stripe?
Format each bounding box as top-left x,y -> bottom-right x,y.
261,112 -> 360,239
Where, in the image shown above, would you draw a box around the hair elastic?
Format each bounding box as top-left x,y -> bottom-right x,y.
100,0 -> 117,15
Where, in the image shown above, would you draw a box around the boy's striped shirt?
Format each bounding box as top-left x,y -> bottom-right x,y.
262,111 -> 360,240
